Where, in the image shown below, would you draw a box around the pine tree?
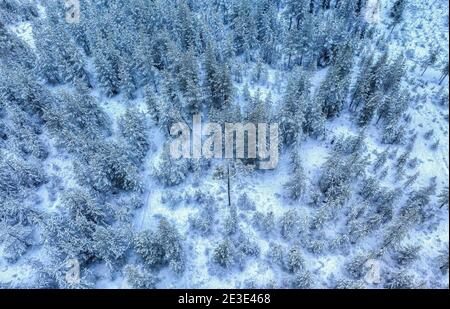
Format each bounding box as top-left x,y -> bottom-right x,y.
384,271 -> 417,289
380,90 -> 409,144
135,218 -> 185,274
421,48 -> 439,76
153,143 -> 189,186
42,187 -> 114,264
92,226 -> 132,267
213,238 -> 235,268
284,151 -> 307,200
292,270 -> 313,289
204,42 -> 233,110
382,123 -> 406,145
253,211 -> 275,235
404,172 -> 420,189
303,96 -> 326,138
145,87 -> 161,125
124,264 -> 159,289
373,148 -> 389,172
76,140 -> 141,192
230,0 -> 256,58
176,0 -> 199,51
437,245 -> 449,274
357,92 -> 382,127
119,108 -> 150,164
317,41 -> 354,118
246,90 -> 270,123
157,73 -> 185,134
280,210 -> 302,240
345,252 -> 372,279
224,204 -> 238,235
389,0 -> 407,34
0,150 -> 47,197
382,54 -> 405,93
284,0 -> 308,31
93,38 -> 120,97
350,53 -> 375,112
279,69 -> 310,146
178,49 -> 202,115
253,0 -> 279,65
242,83 -> 252,103
285,245 -> 304,273
267,242 -> 285,267
118,60 -> 136,99
393,244 -> 421,266
189,204 -> 215,236
151,30 -> 175,71
0,222 -> 33,263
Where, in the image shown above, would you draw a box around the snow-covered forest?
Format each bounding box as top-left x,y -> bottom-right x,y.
0,0 -> 448,288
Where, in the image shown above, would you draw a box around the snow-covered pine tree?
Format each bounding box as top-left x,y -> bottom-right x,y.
153,143 -> 189,186
285,244 -> 304,273
284,0 -> 308,31
144,86 -> 161,125
178,48 -> 202,115
253,211 -> 275,235
350,52 -> 375,112
0,222 -> 34,263
124,264 -> 159,289
213,238 -> 235,268
421,48 -> 440,76
224,204 -> 238,236
204,41 -> 233,110
373,148 -> 389,172
230,0 -> 256,59
255,0 -> 279,65
118,59 -> 136,99
189,203 -> 216,236
92,37 -> 120,97
382,54 -> 406,93
393,244 -> 421,266
284,151 -> 306,200
389,0 -> 407,34
135,218 -> 185,274
357,91 -> 383,127
280,210 -> 303,240
316,41 -> 354,118
279,68 -> 310,146
119,108 -> 150,164
176,0 -> 199,51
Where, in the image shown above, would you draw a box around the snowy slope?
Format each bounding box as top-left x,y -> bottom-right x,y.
0,0 -> 448,289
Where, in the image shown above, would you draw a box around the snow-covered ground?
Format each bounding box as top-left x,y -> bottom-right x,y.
0,0 -> 448,289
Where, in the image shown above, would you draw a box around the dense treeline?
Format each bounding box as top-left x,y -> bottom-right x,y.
0,0 -> 448,288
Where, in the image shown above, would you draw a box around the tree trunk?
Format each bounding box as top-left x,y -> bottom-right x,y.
439,73 -> 448,85
376,113 -> 383,125
389,24 -> 396,36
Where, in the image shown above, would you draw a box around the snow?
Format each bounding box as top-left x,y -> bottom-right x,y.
9,22 -> 35,49
0,0 -> 448,289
